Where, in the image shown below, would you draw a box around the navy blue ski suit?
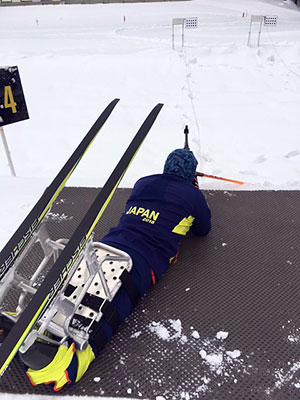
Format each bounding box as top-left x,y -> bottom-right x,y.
97,173 -> 211,344
16,172 -> 211,390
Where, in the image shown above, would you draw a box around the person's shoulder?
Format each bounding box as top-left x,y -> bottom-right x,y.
138,173 -> 163,181
135,174 -> 164,185
162,174 -> 203,198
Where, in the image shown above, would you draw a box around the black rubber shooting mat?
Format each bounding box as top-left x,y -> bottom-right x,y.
1,188 -> 300,399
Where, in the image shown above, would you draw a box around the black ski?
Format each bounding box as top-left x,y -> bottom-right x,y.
0,102 -> 163,377
0,98 -> 119,282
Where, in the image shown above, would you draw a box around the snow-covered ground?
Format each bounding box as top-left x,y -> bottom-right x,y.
0,0 -> 300,398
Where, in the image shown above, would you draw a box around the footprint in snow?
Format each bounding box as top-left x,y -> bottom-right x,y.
255,154 -> 267,164
284,150 -> 300,159
239,170 -> 257,176
188,58 -> 197,65
202,153 -> 213,163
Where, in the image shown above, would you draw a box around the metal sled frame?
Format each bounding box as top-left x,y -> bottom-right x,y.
0,220 -> 132,353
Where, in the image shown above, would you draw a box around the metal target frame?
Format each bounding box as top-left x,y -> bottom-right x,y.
172,17 -> 198,49
247,15 -> 278,47
172,18 -> 185,49
247,15 -> 264,47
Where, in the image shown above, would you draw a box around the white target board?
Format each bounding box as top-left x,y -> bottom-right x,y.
264,15 -> 278,26
185,17 -> 198,29
251,15 -> 264,23
172,18 -> 185,26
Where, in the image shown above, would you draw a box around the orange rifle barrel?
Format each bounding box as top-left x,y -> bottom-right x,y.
196,171 -> 246,185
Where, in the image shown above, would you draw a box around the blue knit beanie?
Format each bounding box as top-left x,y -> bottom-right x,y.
163,149 -> 198,183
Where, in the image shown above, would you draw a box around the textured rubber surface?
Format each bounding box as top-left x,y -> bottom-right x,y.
1,188 -> 300,399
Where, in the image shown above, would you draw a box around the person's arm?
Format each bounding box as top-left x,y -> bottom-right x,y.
190,190 -> 211,236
